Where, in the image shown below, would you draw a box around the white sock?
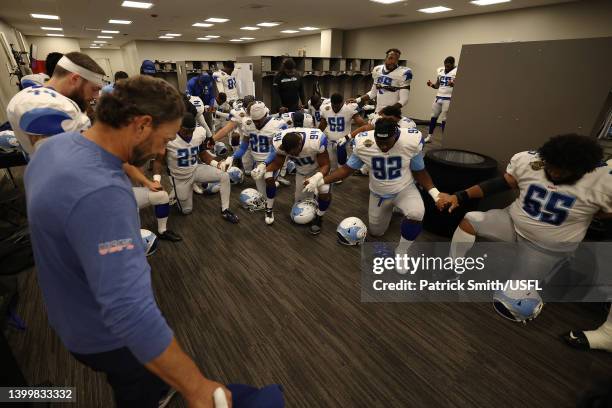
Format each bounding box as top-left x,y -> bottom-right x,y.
450,226 -> 476,259
220,174 -> 230,211
266,197 -> 275,210
584,308 -> 612,352
157,217 -> 168,234
316,209 -> 325,216
396,236 -> 414,255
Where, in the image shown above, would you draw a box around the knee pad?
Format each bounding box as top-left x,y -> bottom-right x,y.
465,211 -> 484,224
149,190 -> 169,206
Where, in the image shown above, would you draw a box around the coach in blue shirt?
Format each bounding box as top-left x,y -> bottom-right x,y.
25,75 -> 231,408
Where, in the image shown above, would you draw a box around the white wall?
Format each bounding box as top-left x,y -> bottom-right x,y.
82,48 -> 126,79
343,0 -> 612,120
242,34 -> 320,57
121,41 -> 140,76
26,36 -> 80,59
135,40 -> 242,62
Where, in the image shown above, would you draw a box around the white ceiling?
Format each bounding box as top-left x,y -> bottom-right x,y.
1,0 -> 574,49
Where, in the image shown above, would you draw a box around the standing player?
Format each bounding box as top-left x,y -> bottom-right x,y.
437,134 -> 612,320
229,101 -> 288,197
123,164 -> 182,242
318,93 -> 367,172
426,56 -> 457,143
264,125 -> 331,233
308,119 -> 442,256
213,61 -> 239,104
153,113 -> 239,223
352,49 -> 412,113
7,52 -> 104,155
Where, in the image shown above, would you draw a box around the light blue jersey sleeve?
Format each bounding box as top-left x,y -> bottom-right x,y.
410,152 -> 425,171
346,153 -> 365,170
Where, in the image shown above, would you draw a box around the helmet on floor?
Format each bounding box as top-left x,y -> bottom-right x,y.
240,188 -> 265,211
214,141 -> 228,156
336,217 -> 367,246
493,289 -> 543,323
290,199 -> 318,224
227,166 -> 244,184
286,160 -> 296,175
140,229 -> 158,256
204,182 -> 221,194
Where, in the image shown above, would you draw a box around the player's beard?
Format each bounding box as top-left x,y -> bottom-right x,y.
66,82 -> 89,112
130,138 -> 156,167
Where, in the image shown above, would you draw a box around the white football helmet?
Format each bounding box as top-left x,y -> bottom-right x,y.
204,182 -> 221,194
214,141 -> 228,156
227,166 -> 244,185
493,289 -> 544,324
239,188 -> 265,211
290,199 -> 318,224
140,229 -> 158,256
0,130 -> 21,154
337,217 -> 367,246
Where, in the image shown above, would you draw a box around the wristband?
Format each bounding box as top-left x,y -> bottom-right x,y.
153,174 -> 161,183
355,97 -> 362,104
210,160 -> 219,168
455,190 -> 469,204
428,187 -> 440,202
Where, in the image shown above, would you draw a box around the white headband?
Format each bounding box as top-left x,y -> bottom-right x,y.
56,56 -> 106,87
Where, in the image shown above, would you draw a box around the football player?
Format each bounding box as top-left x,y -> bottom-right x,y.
227,101 -> 288,198
212,95 -> 256,174
187,93 -> 213,138
308,119 -> 441,256
123,164 -> 182,242
264,113 -> 332,233
213,61 -> 239,104
351,49 -> 413,113
318,93 -> 367,172
426,56 -> 457,143
7,52 -> 104,155
438,134 -> 612,322
153,113 -> 239,223
308,94 -> 329,128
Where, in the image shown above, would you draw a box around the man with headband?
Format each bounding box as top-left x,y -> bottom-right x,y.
7,52 -> 105,155
351,48 -> 413,113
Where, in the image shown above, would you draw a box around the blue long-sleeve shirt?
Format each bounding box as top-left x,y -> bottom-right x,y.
24,132 -> 172,363
186,74 -> 215,106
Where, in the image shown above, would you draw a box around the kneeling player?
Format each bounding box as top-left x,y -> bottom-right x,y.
124,164 -> 182,241
437,134 -> 612,328
153,113 -> 238,223
309,119 -> 442,255
266,126 -> 331,234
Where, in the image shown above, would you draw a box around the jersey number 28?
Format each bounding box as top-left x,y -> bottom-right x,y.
522,184 -> 576,226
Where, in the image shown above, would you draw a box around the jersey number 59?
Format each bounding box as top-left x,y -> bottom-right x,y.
522,185 -> 576,226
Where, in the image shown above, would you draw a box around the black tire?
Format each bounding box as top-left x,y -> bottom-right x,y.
421,149 -> 498,237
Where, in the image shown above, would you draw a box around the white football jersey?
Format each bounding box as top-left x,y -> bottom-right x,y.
368,113 -> 417,129
320,103 -> 359,141
370,65 -> 413,111
506,152 -> 612,251
308,98 -> 329,127
436,66 -> 457,98
166,127 -> 206,179
229,106 -> 250,137
272,127 -> 327,176
213,70 -> 239,101
7,86 -> 91,155
243,117 -> 288,162
351,128 -> 423,195
279,112 -> 315,129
